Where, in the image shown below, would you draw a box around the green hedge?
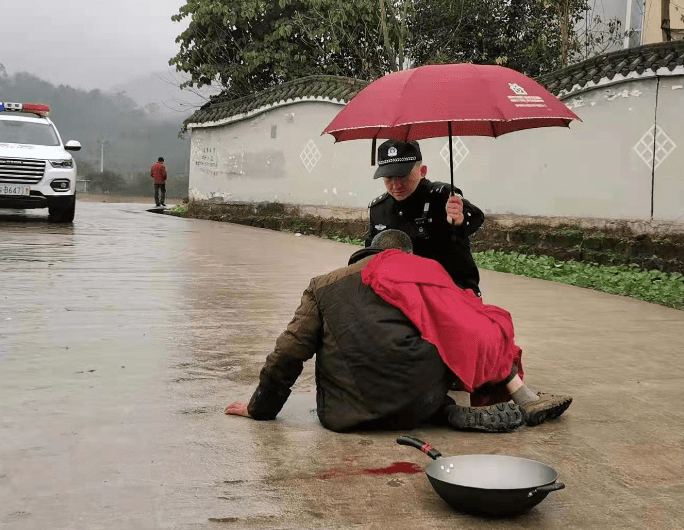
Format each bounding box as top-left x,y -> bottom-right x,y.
474,250 -> 684,310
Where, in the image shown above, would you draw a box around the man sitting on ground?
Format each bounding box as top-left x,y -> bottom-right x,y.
225,230 -> 571,432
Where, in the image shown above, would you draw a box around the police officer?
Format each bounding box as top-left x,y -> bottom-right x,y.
365,140 -> 485,296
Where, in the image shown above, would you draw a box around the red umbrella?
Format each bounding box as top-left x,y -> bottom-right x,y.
323,63 -> 580,190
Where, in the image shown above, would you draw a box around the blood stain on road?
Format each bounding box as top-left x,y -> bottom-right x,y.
316,462 -> 423,480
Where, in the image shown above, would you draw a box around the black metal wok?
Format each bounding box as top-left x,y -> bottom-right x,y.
397,436 -> 565,516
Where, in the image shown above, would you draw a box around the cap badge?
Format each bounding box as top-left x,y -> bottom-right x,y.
387,146 -> 398,157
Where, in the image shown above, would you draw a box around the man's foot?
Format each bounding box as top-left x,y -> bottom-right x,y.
446,402 -> 525,432
520,393 -> 573,426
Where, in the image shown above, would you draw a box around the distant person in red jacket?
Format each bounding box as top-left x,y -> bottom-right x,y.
150,157 -> 167,207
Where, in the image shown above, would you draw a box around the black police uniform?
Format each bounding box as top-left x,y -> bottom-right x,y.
365,179 -> 485,296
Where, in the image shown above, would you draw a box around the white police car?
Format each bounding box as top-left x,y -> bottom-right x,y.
0,102 -> 81,222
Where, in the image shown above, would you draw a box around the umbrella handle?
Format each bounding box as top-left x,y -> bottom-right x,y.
448,122 -> 454,193
450,224 -> 458,242
396,436 -> 442,460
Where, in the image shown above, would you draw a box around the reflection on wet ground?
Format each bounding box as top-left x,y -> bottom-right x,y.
0,202 -> 363,529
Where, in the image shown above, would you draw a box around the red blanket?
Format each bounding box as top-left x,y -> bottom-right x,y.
362,250 -> 523,394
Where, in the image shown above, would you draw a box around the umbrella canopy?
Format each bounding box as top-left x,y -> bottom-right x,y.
323,63 -> 580,143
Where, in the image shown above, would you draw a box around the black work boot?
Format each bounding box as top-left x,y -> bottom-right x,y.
445,402 -> 525,433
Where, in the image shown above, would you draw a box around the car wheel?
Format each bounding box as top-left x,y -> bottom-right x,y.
48,199 -> 75,223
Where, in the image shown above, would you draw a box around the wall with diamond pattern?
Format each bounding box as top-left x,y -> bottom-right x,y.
189,101 -> 387,207
457,74 -> 683,222
188,73 -> 683,223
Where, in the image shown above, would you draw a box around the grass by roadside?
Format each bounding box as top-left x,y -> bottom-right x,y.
474,250 -> 684,310
322,234 -> 684,310
167,205 -> 188,217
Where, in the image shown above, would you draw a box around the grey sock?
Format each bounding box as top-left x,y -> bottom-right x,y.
511,385 -> 539,406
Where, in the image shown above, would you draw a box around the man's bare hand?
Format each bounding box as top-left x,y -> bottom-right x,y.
224,402 -> 251,417
446,194 -> 464,226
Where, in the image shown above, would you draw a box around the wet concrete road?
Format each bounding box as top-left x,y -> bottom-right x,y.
2,202 -> 684,529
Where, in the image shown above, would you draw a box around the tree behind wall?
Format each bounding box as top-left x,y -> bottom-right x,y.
170,0 -> 622,96
409,0 -> 622,75
408,0 -> 566,76
170,0 -> 399,98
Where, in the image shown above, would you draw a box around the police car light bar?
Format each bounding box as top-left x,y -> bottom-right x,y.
0,102 -> 50,116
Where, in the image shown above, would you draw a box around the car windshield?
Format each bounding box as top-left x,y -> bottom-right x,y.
0,119 -> 60,146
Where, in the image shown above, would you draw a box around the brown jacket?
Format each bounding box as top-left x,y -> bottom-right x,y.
247,252 -> 450,432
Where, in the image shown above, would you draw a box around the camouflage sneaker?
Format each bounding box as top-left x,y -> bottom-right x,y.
521,393 -> 573,426
446,402 -> 525,433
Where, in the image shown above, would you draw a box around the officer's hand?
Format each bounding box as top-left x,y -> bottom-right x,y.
446,194 -> 464,226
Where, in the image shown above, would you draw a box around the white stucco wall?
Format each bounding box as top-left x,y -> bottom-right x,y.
188,70 -> 684,223
652,75 -> 684,220
188,101 -> 388,207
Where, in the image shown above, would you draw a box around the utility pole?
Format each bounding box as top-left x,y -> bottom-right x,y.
97,137 -> 109,172
585,5 -> 589,59
559,0 -> 570,68
661,0 -> 671,41
624,0 -> 633,48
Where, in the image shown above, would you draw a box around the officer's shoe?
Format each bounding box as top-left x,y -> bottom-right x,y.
446,402 -> 524,433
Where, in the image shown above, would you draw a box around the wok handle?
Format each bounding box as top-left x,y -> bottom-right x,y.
396,436 -> 442,460
527,482 -> 565,498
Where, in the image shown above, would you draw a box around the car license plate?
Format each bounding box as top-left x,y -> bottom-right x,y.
1,185 -> 30,196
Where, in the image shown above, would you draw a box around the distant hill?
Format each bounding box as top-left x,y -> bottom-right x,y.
0,68 -> 193,177
108,68 -> 221,122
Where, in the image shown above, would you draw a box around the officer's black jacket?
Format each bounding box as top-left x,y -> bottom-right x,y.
365,179 -> 485,295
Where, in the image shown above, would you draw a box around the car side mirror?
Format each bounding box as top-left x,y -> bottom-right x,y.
65,140 -> 81,151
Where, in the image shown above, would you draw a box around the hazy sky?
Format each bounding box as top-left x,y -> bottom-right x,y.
1,0 -> 190,91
